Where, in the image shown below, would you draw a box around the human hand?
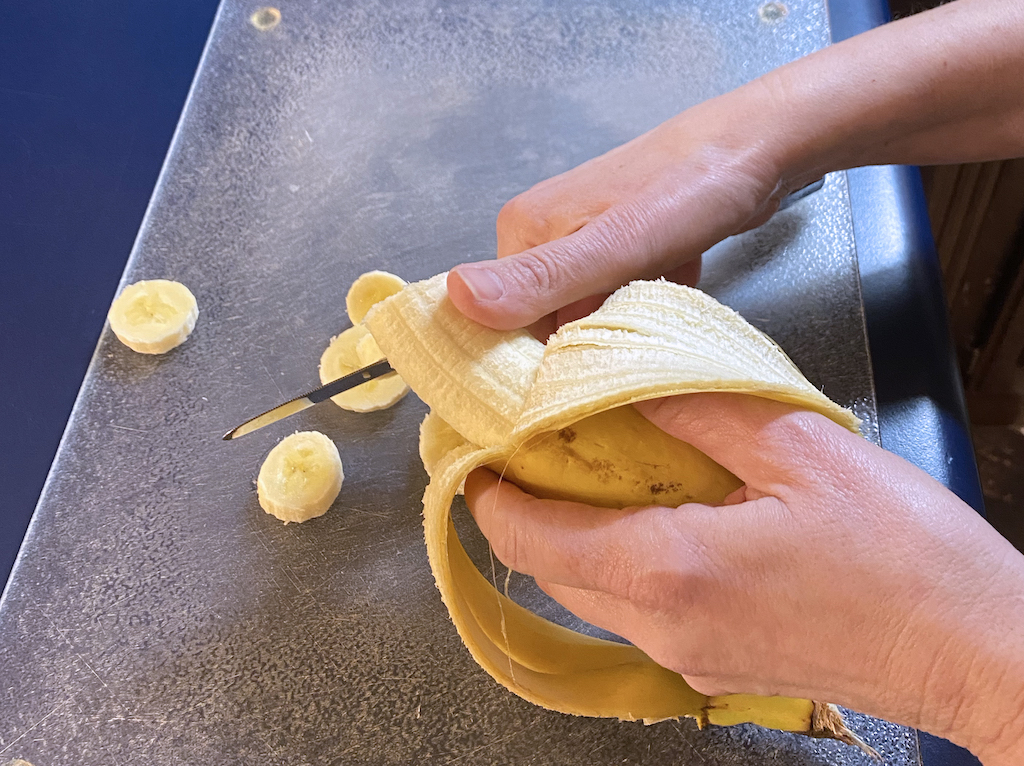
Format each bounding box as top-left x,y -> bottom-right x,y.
448,0 -> 1024,335
464,393 -> 1024,764
448,82 -> 787,334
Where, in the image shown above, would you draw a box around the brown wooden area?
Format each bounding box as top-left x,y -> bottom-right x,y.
887,0 -> 1024,425
924,161 -> 1024,426
884,2 -> 1024,550
922,158 -> 1024,553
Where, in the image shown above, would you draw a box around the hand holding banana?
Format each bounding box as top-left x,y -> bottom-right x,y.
465,395 -> 1024,763
448,1 -> 1024,763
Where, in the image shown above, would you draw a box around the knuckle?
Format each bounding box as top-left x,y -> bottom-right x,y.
543,206 -> 655,286
685,144 -> 778,212
498,196 -> 552,247
672,653 -> 716,680
618,512 -> 711,614
644,635 -> 712,680
496,197 -> 525,234
590,205 -> 650,259
764,411 -> 856,487
510,249 -> 564,293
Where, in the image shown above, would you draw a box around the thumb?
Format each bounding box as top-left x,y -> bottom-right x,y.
448,214 -> 659,330
449,170 -> 771,330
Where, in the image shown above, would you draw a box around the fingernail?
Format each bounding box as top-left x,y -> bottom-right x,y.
457,265 -> 505,302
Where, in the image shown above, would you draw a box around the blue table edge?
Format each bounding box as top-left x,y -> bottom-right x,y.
835,1 -> 985,765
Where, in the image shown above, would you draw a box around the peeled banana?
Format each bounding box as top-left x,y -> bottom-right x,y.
317,271 -> 411,412
319,324 -> 409,412
108,279 -> 198,354
257,431 -> 344,523
364,273 -> 872,751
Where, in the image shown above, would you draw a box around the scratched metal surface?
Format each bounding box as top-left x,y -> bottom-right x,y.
0,0 -> 918,763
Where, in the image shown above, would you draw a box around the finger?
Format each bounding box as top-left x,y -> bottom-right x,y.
633,393 -> 862,493
532,264 -> 700,334
450,169 -> 770,330
547,260 -> 701,329
535,578 -> 634,639
463,467 -> 687,596
450,208 -> 681,330
662,256 -> 702,287
554,293 -> 610,327
680,675 -> 736,697
536,579 -> 735,696
548,257 -> 700,329
495,175 -> 608,258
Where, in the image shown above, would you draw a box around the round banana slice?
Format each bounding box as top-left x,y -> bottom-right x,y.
419,410 -> 469,492
108,279 -> 199,354
346,270 -> 407,324
257,431 -> 344,523
319,325 -> 409,411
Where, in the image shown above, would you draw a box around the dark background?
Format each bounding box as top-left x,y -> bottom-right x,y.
0,1 -> 220,584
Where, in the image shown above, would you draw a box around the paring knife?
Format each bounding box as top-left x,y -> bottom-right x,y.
222,359 -> 395,440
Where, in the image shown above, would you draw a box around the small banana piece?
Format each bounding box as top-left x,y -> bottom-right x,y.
316,270 -> 411,412
319,325 -> 409,411
365,273 -> 873,753
355,331 -> 385,364
346,270 -> 407,324
108,279 -> 198,354
257,431 -> 344,523
419,411 -> 469,492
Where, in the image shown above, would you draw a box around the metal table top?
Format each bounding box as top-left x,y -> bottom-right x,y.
1,1 -> 917,763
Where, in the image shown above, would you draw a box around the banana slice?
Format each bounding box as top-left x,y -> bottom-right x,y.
346,270 -> 407,324
419,410 -> 469,492
319,324 -> 409,411
257,431 -> 344,523
355,331 -> 385,364
108,279 -> 199,354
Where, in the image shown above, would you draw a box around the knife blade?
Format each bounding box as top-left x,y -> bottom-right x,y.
222,358 -> 395,440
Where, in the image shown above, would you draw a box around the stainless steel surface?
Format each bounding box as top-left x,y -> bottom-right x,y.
0,0 -> 911,763
224,359 -> 397,440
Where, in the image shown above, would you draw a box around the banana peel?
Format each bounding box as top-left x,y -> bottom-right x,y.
365,272 -> 874,753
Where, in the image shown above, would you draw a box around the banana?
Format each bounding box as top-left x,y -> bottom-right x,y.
319,324 -> 409,412
317,271 -> 411,412
107,279 -> 198,354
493,405 -> 741,508
346,270 -> 407,324
257,431 -> 344,523
364,273 -> 873,753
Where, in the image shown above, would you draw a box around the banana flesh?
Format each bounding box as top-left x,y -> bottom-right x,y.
108,279 -> 198,354
494,404 -> 741,508
365,273 -> 873,752
318,271 -> 411,412
257,431 -> 344,523
419,410 -> 469,488
319,324 -> 410,412
346,270 -> 407,324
